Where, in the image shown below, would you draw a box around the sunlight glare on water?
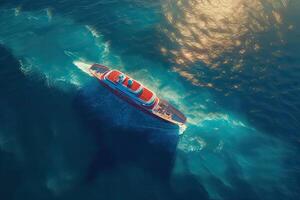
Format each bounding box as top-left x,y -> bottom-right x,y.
161,0 -> 290,87
0,0 -> 300,199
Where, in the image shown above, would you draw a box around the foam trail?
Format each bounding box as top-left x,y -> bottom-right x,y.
179,125 -> 187,135
0,8 -> 124,90
73,61 -> 93,76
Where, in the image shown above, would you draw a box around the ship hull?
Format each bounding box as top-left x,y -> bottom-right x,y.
98,80 -> 179,126
89,64 -> 186,127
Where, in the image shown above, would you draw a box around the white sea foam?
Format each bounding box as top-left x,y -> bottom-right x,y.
0,8 -> 121,90
14,6 -> 21,16
85,25 -> 100,38
178,135 -> 207,152
0,7 -> 249,138
179,124 -> 187,135
45,8 -> 52,21
19,59 -> 32,75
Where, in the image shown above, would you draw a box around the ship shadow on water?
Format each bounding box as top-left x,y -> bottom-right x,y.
74,80 -> 180,182
0,45 -> 208,200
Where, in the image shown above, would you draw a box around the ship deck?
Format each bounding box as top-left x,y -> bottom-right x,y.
153,99 -> 186,124
90,64 -> 186,125
106,70 -> 155,103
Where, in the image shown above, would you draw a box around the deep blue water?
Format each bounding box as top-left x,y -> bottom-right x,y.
0,0 -> 300,199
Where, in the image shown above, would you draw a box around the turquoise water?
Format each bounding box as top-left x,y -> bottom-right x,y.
0,0 -> 300,199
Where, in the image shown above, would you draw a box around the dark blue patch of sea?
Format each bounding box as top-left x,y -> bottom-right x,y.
0,0 -> 300,200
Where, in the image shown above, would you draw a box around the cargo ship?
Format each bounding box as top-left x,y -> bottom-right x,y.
89,64 -> 187,127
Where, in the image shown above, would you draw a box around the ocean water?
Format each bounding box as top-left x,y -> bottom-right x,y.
0,0 -> 300,199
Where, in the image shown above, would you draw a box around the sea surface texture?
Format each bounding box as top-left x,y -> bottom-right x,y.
0,0 -> 299,200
